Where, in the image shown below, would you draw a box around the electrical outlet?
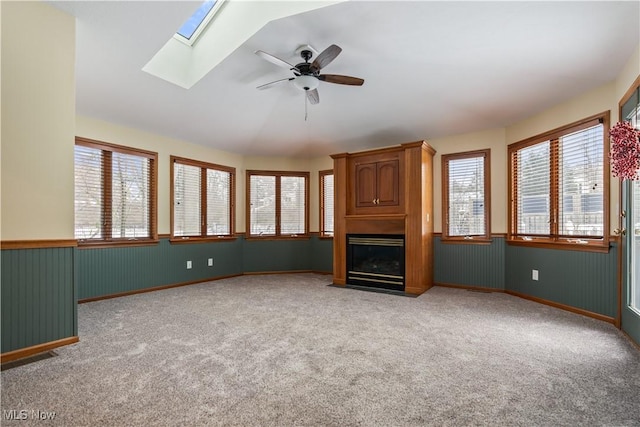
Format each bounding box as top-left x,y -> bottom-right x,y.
208,258 -> 213,267
532,269 -> 539,281
186,260 -> 192,269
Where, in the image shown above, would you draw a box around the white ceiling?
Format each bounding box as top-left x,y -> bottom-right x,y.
52,1 -> 640,158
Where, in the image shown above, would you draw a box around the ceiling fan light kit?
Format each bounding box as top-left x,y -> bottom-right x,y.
255,44 -> 364,118
293,75 -> 319,91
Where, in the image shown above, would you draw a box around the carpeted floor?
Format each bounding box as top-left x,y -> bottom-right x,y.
2,273 -> 639,426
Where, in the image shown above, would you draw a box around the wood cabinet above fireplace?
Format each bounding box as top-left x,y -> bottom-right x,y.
331,141 -> 435,295
348,149 -> 403,215
354,158 -> 400,209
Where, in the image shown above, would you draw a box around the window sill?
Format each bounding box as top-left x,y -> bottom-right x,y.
507,238 -> 610,253
77,239 -> 159,249
245,235 -> 311,241
440,237 -> 492,245
318,235 -> 334,240
169,236 -> 237,244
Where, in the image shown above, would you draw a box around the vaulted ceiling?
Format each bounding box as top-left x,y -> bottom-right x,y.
53,1 -> 639,157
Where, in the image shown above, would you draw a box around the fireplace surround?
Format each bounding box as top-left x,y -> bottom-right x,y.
331,141 -> 435,295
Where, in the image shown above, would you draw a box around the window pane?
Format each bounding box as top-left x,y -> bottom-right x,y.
516,142 -> 550,235
322,174 -> 334,235
174,163 -> 201,236
250,175 -> 276,235
75,145 -> 103,239
111,152 -> 150,238
632,179 -> 640,312
206,169 -> 231,236
628,90 -> 640,313
281,176 -> 306,234
558,125 -> 604,237
176,0 -> 217,39
448,156 -> 485,236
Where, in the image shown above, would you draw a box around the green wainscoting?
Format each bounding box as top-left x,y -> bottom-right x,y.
76,236 -> 330,301
243,238 -> 311,273
1,235 -> 627,356
1,247 -> 76,353
310,236 -> 333,274
505,243 -> 618,318
434,237 -> 506,290
76,238 -> 243,300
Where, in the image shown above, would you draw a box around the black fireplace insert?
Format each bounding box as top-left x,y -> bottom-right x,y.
346,234 -> 405,291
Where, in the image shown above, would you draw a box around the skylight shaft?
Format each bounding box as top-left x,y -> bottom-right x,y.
174,0 -> 224,46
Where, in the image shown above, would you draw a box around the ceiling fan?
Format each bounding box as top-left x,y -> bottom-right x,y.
255,44 -> 364,110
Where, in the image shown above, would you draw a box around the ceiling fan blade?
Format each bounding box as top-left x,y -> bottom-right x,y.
255,50 -> 298,71
257,77 -> 294,90
310,44 -> 342,71
318,74 -> 364,86
306,88 -> 319,105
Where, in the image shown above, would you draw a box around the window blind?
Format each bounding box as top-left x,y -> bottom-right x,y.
111,152 -> 151,238
75,145 -> 104,239
250,175 -> 276,235
322,173 -> 334,235
509,112 -> 608,248
206,169 -> 231,236
515,141 -> 550,236
447,156 -> 485,236
173,163 -> 201,236
557,124 -> 604,238
281,176 -> 306,235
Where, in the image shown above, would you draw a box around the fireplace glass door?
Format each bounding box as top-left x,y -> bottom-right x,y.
347,234 -> 405,291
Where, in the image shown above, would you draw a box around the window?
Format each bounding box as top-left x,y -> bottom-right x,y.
174,0 -> 226,46
508,112 -> 610,251
442,150 -> 491,242
320,170 -> 334,237
246,171 -> 309,238
171,156 -> 235,240
74,137 -> 157,245
619,77 -> 640,314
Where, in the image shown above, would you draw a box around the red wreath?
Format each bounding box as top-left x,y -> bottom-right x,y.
610,121 -> 640,180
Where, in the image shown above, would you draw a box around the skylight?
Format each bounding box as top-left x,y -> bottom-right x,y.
145,0 -> 345,89
174,0 -> 225,46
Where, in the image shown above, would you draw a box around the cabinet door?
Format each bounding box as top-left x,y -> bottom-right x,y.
376,159 -> 400,206
355,162 -> 377,207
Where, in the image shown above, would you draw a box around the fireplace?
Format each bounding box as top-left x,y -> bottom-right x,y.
346,234 -> 405,291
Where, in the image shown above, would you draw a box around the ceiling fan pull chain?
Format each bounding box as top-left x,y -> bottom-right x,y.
305,93 -> 308,121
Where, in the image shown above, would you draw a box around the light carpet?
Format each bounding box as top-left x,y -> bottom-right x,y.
2,273 -> 639,426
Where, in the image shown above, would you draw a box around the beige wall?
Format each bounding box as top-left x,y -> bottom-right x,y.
1,1 -> 76,240
430,128 -> 507,234
76,45 -> 637,238
76,116 -> 246,234
429,42 -> 639,235
76,117 -> 328,233
504,51 -> 639,232
2,0 -> 636,241
243,155 -> 313,233
505,81 -> 619,231
239,154 -> 333,233
615,45 -> 640,119
504,82 -> 617,145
